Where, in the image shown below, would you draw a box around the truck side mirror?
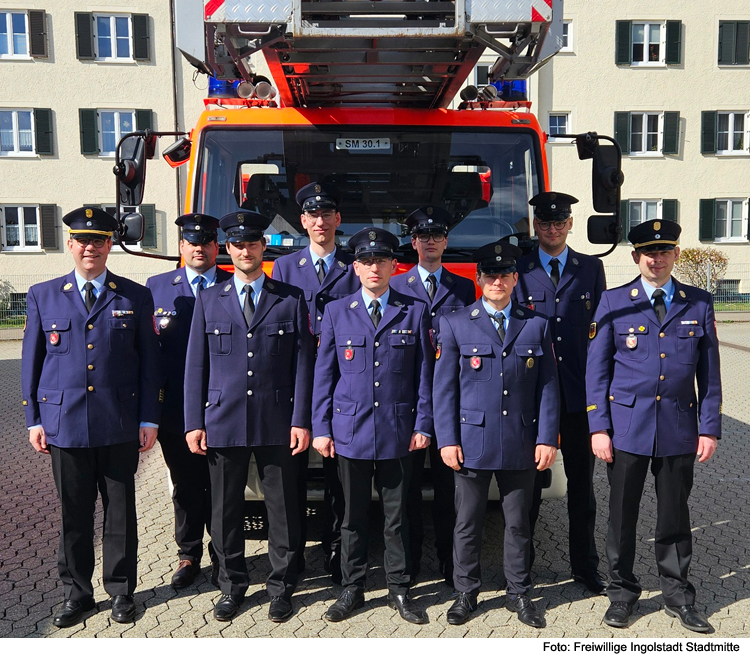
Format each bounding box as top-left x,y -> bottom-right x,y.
115,135 -> 149,206
588,214 -> 622,245
118,212 -> 145,243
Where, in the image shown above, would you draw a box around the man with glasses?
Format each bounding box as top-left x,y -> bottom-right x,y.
587,219 -> 720,632
272,182 -> 359,584
392,206 -> 476,587
433,241 -> 559,627
146,214 -> 232,589
312,227 -> 433,624
184,211 -> 315,623
21,207 -> 161,627
514,191 -> 607,595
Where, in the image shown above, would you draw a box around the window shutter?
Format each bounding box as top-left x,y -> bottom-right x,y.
75,12 -> 95,60
132,14 -> 151,61
614,112 -> 630,154
615,21 -> 632,65
718,22 -> 735,65
699,199 -> 716,241
620,200 -> 630,237
665,21 -> 681,65
662,112 -> 680,155
28,10 -> 48,58
135,109 -> 154,131
79,109 -> 99,155
141,204 -> 157,247
701,111 -> 717,154
39,205 -> 58,250
662,199 -> 678,223
736,22 -> 750,66
33,109 -> 54,156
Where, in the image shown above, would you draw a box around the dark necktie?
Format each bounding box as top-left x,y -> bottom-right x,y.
195,276 -> 205,294
243,284 -> 256,328
317,258 -> 327,285
490,312 -> 506,343
370,299 -> 381,328
426,274 -> 437,302
83,282 -> 96,313
653,288 -> 667,324
549,258 -> 560,289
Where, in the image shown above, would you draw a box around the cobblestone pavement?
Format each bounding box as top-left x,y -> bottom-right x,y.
1,326 -> 748,639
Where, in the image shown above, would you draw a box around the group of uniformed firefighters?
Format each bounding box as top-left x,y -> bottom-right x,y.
21,182 -> 721,634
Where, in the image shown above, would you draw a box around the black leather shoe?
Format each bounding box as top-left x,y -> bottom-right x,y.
387,591 -> 428,625
665,605 -> 711,633
110,595 -> 136,624
572,570 -> 607,595
53,597 -> 96,628
603,601 -> 634,628
440,559 -> 454,588
506,594 -> 544,628
213,594 -> 243,622
446,591 -> 477,625
210,558 -> 220,588
268,596 -> 294,622
171,559 -> 199,589
325,588 -> 365,622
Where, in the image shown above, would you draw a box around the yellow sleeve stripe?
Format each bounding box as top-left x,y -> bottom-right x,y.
586,404 -> 597,412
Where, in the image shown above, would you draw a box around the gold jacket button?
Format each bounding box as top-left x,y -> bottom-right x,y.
660,353 -> 666,358
88,386 -> 94,392
88,324 -> 94,330
659,332 -> 665,338
88,364 -> 94,370
656,395 -> 661,401
87,343 -> 94,349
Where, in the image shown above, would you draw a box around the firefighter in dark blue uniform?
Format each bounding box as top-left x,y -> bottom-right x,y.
433,241 -> 560,628
184,211 -> 315,623
21,207 -> 161,627
391,206 -> 476,587
146,214 -> 231,589
514,191 -> 607,594
312,228 -> 434,625
272,182 -> 359,583
587,219 -> 721,632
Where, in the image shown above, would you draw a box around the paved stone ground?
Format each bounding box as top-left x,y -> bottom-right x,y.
1,325 -> 749,638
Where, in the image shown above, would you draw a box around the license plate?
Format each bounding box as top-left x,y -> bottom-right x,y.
335,137 -> 391,151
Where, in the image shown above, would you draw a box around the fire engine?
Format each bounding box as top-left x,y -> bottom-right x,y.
113,0 -> 624,500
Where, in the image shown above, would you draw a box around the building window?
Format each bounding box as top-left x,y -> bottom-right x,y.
86,203 -> 156,249
718,21 -> 750,66
560,20 -> 573,52
631,23 -> 663,64
0,109 -> 33,155
621,199 -> 677,238
616,20 -> 681,66
93,14 -> 131,60
715,199 -> 746,240
1,204 -> 39,250
0,11 -> 27,57
548,113 -> 569,140
98,110 -> 135,156
614,111 -> 680,156
717,112 -> 747,153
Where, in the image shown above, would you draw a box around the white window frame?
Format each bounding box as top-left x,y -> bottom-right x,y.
629,112 -> 663,156
0,10 -> 29,59
547,112 -> 571,142
102,205 -> 142,251
626,199 -> 662,239
631,21 -> 666,66
97,109 -> 135,157
716,112 -> 750,155
1,204 -> 41,252
0,108 -> 35,156
93,13 -> 132,62
560,20 -> 573,53
714,198 -> 749,242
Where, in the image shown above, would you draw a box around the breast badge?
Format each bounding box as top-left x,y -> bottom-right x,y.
344,347 -> 354,361
470,356 -> 482,370
526,357 -> 534,369
589,322 -> 597,339
49,332 -> 60,346
435,343 -> 442,361
626,333 -> 638,349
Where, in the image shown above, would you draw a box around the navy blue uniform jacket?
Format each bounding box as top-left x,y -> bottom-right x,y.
183,277 -> 315,448
586,277 -> 722,456
146,266 -> 232,435
312,289 -> 434,460
21,270 -> 162,448
433,300 -> 560,470
272,247 -> 360,336
514,247 -> 605,413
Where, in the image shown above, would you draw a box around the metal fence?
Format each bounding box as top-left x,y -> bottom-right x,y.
4,263 -> 750,337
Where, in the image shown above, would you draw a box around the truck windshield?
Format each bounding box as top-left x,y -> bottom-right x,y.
195,125 -> 541,259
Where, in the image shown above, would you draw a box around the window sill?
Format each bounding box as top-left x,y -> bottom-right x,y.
626,152 -> 665,158
715,152 -> 749,158
547,138 -> 576,145
0,55 -> 33,61
2,248 -> 44,253
629,62 -> 667,68
93,58 -> 136,65
713,239 -> 749,244
0,153 -> 39,159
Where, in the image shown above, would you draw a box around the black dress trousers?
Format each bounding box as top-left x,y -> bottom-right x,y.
338,454 -> 413,594
208,445 -> 301,600
159,430 -> 213,563
50,441 -> 140,601
606,449 -> 696,606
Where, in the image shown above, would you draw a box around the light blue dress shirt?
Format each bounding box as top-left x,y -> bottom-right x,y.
416,264 -> 443,298
641,277 -> 675,312
185,265 -> 217,297
481,297 -> 512,333
538,246 -> 568,280
234,273 -> 265,310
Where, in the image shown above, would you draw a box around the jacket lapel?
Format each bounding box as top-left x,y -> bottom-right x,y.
432,270 -> 456,307
218,281 -> 249,330
376,294 -> 407,334
60,270 -> 89,319
662,279 -> 691,327
320,250 -> 348,289
468,301 -> 505,349
172,268 -> 194,301
555,250 -> 580,294
503,306 -> 529,349
248,277 -> 282,331
630,279 -> 661,327
88,270 -> 118,320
